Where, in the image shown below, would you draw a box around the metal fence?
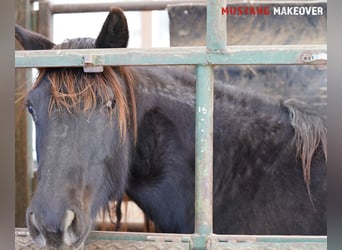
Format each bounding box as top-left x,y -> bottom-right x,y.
15,0 -> 327,249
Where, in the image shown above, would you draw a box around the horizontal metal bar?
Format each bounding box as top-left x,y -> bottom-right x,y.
211,241 -> 327,250
210,235 -> 327,250
15,228 -> 327,250
49,0 -> 327,13
210,234 -> 327,243
50,1 -> 205,13
89,231 -> 192,242
15,228 -> 327,242
15,45 -> 327,68
222,0 -> 327,3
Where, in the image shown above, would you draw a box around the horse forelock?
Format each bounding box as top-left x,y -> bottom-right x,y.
21,35 -> 137,141
31,65 -> 137,142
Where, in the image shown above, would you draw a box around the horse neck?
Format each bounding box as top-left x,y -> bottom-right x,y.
123,66 -> 196,233
132,66 -> 196,132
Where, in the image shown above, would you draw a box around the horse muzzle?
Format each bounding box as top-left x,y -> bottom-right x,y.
26,207 -> 91,250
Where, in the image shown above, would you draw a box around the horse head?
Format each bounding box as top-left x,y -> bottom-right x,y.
16,8 -> 134,249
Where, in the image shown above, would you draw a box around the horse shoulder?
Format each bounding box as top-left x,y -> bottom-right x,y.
127,108 -> 194,233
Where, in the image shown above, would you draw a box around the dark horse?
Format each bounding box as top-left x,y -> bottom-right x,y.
15,8 -> 327,249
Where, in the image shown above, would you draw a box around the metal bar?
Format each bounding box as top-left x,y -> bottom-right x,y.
193,1 -> 225,247
15,45 -> 327,68
50,0 -> 205,13
226,0 -> 327,3
38,0 -> 53,39
211,241 -> 327,250
206,0 -> 226,50
15,228 -> 327,249
210,234 -> 327,243
89,231 -> 191,242
193,0 -> 226,245
141,11 -> 152,48
48,0 -> 327,13
195,65 -> 214,237
15,0 -> 32,228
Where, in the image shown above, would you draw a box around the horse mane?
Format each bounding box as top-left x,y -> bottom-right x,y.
30,38 -> 137,141
282,99 -> 327,209
215,82 -> 327,210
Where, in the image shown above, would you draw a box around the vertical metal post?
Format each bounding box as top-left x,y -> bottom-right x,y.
38,0 -> 53,39
15,0 -> 32,228
206,0 -> 227,50
195,65 -> 214,236
141,11 -> 152,48
194,1 -> 226,248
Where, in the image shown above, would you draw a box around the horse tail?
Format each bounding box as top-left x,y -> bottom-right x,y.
282,99 -> 327,210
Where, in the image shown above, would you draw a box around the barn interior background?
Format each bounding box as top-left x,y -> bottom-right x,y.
15,0 -> 327,249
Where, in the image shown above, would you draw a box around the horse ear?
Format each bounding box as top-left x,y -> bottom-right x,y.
15,25 -> 55,50
95,8 -> 129,48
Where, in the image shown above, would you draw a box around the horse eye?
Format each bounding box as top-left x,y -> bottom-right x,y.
26,103 -> 38,122
26,104 -> 34,115
106,100 -> 116,110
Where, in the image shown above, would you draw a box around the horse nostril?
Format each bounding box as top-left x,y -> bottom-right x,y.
30,212 -> 38,229
27,212 -> 47,247
63,209 -> 76,231
62,209 -> 78,246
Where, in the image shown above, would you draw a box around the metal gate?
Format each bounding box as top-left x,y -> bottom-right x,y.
15,0 -> 327,249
